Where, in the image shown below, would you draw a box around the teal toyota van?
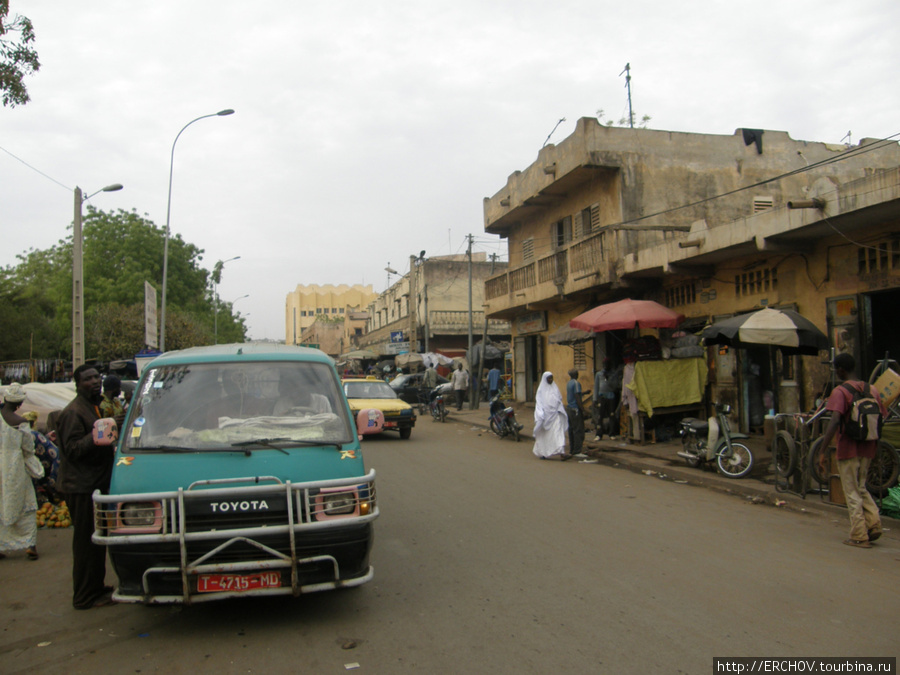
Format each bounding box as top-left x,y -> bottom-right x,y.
92,343 -> 378,604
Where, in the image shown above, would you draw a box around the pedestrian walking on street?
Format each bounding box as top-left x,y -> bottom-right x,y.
452,363 -> 469,411
592,358 -> 617,440
817,353 -> 885,549
566,368 -> 585,455
0,383 -> 41,562
57,365 -> 115,609
533,372 -> 572,461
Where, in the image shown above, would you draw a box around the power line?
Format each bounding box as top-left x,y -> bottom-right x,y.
0,144 -> 72,192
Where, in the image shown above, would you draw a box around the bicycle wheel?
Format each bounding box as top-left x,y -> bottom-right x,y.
716,442 -> 754,478
774,430 -> 797,478
807,437 -> 828,486
866,441 -> 900,497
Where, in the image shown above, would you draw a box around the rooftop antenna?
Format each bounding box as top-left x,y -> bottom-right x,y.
841,130 -> 852,147
620,63 -> 634,128
542,117 -> 567,147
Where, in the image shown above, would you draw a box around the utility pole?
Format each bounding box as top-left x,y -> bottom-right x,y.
474,253 -> 497,411
467,234 -> 475,409
408,254 -> 417,356
621,63 -> 634,128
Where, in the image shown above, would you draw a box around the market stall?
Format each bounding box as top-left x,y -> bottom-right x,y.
570,298 -> 704,444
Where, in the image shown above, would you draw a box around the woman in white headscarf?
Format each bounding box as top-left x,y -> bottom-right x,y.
1,383 -> 40,560
533,372 -> 572,460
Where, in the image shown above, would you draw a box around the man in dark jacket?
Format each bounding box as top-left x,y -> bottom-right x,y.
57,364 -> 114,608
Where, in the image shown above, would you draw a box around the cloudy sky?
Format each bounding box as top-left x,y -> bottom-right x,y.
3,1 -> 898,341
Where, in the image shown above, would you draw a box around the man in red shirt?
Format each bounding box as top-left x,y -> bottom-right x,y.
818,353 -> 884,548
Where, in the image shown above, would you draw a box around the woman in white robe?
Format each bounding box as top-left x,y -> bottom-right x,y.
1,383 -> 39,560
532,372 -> 571,460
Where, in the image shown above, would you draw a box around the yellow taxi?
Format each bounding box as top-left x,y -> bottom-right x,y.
342,377 -> 416,439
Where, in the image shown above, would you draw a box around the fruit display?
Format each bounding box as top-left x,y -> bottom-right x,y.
36,501 -> 71,528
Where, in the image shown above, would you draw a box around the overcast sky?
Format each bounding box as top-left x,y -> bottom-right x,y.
3,1 -> 898,341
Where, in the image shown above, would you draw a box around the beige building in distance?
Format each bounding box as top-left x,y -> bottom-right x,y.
285,284 -> 377,348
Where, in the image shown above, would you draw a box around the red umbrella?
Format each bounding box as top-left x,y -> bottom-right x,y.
569,298 -> 685,333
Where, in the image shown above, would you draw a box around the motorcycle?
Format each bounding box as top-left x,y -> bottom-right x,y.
424,385 -> 448,423
488,394 -> 523,441
677,402 -> 754,478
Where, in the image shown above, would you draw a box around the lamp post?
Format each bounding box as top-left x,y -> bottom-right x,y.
217,294 -> 249,344
213,256 -> 241,344
73,183 -> 124,369
160,108 -> 235,353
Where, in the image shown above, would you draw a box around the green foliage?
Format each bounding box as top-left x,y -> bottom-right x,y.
0,206 -> 247,363
0,0 -> 41,108
596,108 -> 652,129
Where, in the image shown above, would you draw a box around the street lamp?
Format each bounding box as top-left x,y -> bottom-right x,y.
73,183 -> 124,369
215,294 -> 249,345
160,108 -> 235,353
213,256 -> 241,344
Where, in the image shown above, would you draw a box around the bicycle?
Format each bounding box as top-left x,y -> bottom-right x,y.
784,352 -> 900,498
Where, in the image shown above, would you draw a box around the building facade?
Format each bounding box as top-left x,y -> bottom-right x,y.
482,117 -> 900,417
285,284 -> 377,346
359,253 -> 511,359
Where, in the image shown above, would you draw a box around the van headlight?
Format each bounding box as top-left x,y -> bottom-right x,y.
323,492 -> 356,515
313,488 -> 359,520
117,501 -> 162,530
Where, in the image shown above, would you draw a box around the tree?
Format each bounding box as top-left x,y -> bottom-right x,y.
0,0 -> 40,108
0,207 -> 247,363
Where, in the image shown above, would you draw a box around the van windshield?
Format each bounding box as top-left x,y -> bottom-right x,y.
123,361 -> 353,452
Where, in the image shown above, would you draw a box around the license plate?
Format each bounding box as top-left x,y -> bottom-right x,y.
197,571 -> 281,593
384,421 -> 397,428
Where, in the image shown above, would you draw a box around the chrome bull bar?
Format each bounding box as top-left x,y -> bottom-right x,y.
92,469 -> 377,604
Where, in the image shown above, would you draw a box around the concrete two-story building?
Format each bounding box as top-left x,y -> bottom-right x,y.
360,253 -> 511,362
483,117 -> 900,427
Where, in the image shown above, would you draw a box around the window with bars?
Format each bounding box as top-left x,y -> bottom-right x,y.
858,240 -> 900,274
573,343 -> 586,370
522,237 -> 535,262
734,267 -> 778,297
665,283 -> 696,307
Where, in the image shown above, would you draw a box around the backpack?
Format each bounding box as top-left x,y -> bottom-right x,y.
840,382 -> 883,442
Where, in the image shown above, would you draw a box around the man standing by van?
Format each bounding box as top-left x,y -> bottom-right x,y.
817,353 -> 885,549
57,365 -> 114,608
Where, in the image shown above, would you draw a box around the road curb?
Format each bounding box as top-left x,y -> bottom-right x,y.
444,409 -> 897,524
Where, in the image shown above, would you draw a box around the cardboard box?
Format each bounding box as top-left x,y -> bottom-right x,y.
874,368 -> 900,407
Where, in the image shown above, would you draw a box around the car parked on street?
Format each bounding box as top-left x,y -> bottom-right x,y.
344,377 -> 416,439
389,372 -> 450,404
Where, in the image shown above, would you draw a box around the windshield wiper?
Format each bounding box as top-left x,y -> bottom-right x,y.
231,438 -> 346,452
231,438 -> 291,455
132,445 -> 198,453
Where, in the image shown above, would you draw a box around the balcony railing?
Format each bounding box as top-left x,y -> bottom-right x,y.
485,229 -> 611,302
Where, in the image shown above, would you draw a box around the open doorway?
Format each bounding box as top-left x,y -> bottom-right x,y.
863,289 -> 900,373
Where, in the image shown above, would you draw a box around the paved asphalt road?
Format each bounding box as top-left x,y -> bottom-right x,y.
2,419 -> 897,674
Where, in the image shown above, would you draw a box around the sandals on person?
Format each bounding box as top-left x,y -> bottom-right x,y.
26,548 -> 39,561
868,529 -> 882,543
842,538 -> 872,549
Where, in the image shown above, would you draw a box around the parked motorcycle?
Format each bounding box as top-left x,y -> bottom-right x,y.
677,403 -> 754,478
488,394 -> 523,441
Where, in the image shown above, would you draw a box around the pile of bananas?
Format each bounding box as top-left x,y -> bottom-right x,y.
36,501 -> 71,528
